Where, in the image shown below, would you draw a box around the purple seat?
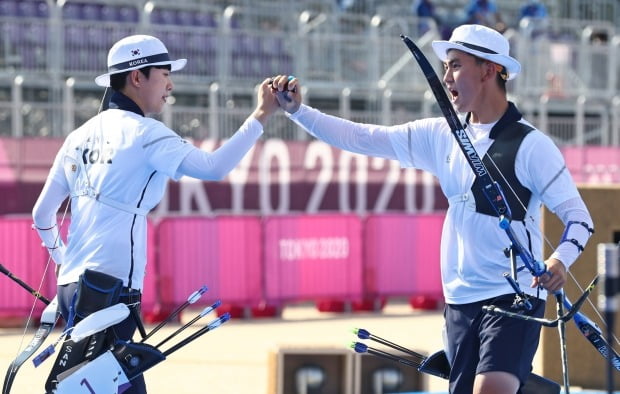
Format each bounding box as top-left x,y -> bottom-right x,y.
176,10 -> 194,26
0,0 -> 18,17
194,12 -> 217,28
229,15 -> 241,29
186,32 -> 216,53
62,3 -> 82,19
156,30 -> 185,49
118,6 -> 138,22
64,25 -> 88,47
100,5 -> 119,21
151,8 -> 176,25
232,34 -> 261,56
35,1 -> 49,18
261,36 -> 287,56
1,21 -> 20,40
16,1 -> 37,18
85,26 -> 107,46
81,3 -> 102,20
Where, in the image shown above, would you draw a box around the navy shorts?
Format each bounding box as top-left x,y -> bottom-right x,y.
445,294 -> 545,394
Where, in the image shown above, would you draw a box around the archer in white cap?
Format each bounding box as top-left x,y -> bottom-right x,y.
269,24 -> 593,393
32,34 -> 280,393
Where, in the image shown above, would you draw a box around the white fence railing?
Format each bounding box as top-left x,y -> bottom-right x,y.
0,2 -> 618,145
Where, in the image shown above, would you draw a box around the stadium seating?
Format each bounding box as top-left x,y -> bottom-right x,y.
0,0 -> 618,141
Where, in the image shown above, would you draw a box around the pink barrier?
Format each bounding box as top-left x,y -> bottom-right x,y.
156,216 -> 262,309
141,219 -> 158,315
562,146 -> 620,183
364,214 -> 444,299
0,216 -> 158,320
0,217 -> 58,317
263,215 -> 363,303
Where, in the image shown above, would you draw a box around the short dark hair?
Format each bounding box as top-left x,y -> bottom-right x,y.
109,64 -> 172,91
474,56 -> 507,92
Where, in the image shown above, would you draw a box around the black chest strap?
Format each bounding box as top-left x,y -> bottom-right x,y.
471,120 -> 534,221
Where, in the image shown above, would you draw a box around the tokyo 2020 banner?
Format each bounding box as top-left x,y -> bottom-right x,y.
0,137 -> 617,216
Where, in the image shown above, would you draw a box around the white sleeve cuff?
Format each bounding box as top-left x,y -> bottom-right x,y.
33,224 -> 66,265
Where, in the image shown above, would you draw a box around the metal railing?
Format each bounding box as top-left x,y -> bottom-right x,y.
0,1 -> 618,146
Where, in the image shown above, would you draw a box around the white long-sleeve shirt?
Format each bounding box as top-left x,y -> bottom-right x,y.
288,104 -> 592,304
33,93 -> 263,290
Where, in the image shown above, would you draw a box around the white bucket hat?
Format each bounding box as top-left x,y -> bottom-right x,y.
431,24 -> 521,80
95,35 -> 187,87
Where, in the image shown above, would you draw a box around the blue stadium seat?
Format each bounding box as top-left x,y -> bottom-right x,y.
176,10 -> 194,26
61,3 -> 82,19
81,3 -> 103,21
16,1 -> 38,18
261,36 -> 286,56
100,5 -> 119,21
118,6 -> 138,23
64,24 -> 88,47
154,30 -> 187,55
0,0 -> 18,17
185,31 -> 217,75
232,33 -> 261,56
193,11 -> 218,28
151,8 -> 176,25
13,1 -> 49,18
86,26 -> 107,46
35,1 -> 50,18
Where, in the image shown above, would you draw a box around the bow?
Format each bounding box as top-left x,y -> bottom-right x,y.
1,264 -> 59,394
399,34 -> 616,387
3,88 -> 115,393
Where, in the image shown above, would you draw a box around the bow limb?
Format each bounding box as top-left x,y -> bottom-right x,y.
2,296 -> 59,394
0,263 -> 52,306
8,86 -> 108,393
564,297 -> 620,372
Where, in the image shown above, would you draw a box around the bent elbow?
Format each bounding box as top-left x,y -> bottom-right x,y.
32,202 -> 44,226
208,169 -> 229,181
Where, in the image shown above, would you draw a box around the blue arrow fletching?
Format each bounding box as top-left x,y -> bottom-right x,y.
188,285 -> 208,304
209,312 -> 231,330
200,300 -> 222,317
352,342 -> 368,353
220,312 -> 231,323
356,328 -> 370,339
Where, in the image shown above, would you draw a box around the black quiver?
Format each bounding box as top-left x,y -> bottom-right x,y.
45,269 -> 123,393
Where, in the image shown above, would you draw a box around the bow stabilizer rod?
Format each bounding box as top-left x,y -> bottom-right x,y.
483,276 -> 598,327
